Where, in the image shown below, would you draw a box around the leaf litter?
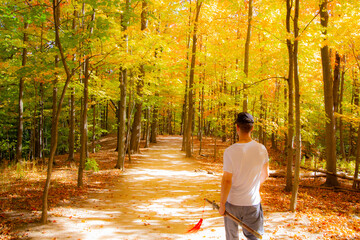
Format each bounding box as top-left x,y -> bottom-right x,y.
0,134 -> 358,239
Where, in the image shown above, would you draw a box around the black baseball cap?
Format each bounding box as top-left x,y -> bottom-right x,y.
235,112 -> 254,124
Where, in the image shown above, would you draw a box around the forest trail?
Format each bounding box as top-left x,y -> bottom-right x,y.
20,136 -> 225,239
19,136 -> 318,240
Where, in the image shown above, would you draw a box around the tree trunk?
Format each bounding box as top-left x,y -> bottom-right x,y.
78,57 -> 89,187
105,100 -> 109,131
125,78 -> 134,163
145,107 -> 151,147
150,94 -> 158,143
68,7 -> 78,162
42,0 -> 74,223
181,2 -> 193,151
333,52 -> 341,113
130,1 -> 147,153
30,82 -> 38,161
339,57 -> 346,160
68,88 -> 75,161
221,77 -> 227,143
349,74 -> 357,157
199,76 -> 205,154
39,83 -> 44,161
290,0 -> 301,212
16,21 -> 28,162
52,54 -> 59,162
78,7 -> 95,185
115,68 -> 127,169
353,122 -> 360,189
92,100 -> 96,153
115,1 -> 129,169
285,0 -> 294,192
185,0 -> 202,158
320,0 -> 339,187
243,0 -> 253,112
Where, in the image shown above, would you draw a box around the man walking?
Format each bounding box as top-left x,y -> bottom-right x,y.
219,112 -> 269,240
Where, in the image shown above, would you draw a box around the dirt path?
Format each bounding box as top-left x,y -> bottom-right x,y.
19,136 -> 318,240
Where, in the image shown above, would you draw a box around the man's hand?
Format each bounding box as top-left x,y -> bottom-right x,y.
219,203 -> 226,216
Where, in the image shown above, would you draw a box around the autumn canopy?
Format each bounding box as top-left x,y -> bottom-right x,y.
0,0 -> 360,239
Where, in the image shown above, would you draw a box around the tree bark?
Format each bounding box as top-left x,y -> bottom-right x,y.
290,0 -> 301,212
320,0 -> 339,187
16,21 -> 28,162
150,93 -> 159,143
285,0 -> 294,192
78,57 -> 89,187
221,76 -> 227,143
339,57 -> 346,160
144,107 -> 151,148
333,52 -> 341,113
39,82 -> 44,161
185,0 -> 202,158
68,88 -> 75,161
130,0 -> 147,153
41,0 -> 74,223
115,0 -> 129,169
78,7 -> 95,185
68,7 -> 78,162
125,78 -> 134,163
92,100 -> 96,153
198,71 -> 205,154
354,123 -> 360,189
30,82 -> 38,160
181,2 -> 193,151
115,69 -> 127,169
243,0 -> 253,112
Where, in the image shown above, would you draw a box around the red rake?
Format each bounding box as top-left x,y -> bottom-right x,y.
187,199 -> 206,233
187,218 -> 203,233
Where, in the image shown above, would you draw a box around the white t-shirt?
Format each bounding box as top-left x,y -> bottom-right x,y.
223,140 -> 269,206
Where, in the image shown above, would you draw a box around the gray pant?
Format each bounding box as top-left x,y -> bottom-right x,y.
224,202 -> 264,240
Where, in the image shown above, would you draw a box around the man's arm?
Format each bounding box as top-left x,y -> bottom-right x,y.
260,161 -> 269,184
219,171 -> 232,216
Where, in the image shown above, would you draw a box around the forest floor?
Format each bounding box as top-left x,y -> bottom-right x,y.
1,134 -> 360,239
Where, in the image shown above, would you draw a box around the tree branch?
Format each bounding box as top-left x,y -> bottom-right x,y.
238,76 -> 287,92
298,10 -> 320,39
252,24 -> 285,44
